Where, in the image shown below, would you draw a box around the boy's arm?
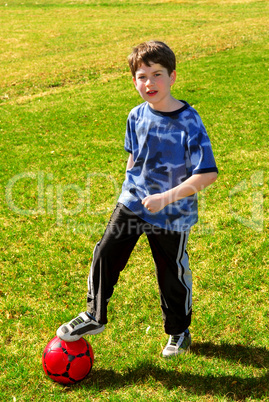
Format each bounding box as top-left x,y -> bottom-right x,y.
142,172 -> 218,213
125,153 -> 134,179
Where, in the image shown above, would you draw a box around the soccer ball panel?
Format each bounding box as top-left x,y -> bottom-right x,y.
43,349 -> 68,373
68,354 -> 93,381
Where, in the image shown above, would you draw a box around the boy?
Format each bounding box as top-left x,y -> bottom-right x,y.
57,41 -> 218,358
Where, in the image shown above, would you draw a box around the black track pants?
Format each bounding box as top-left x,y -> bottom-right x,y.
87,203 -> 192,335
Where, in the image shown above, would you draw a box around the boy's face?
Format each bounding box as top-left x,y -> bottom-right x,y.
133,62 -> 176,111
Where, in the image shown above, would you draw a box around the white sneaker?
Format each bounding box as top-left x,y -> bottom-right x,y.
162,329 -> 191,358
56,312 -> 105,342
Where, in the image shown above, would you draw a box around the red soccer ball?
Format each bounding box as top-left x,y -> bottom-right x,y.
42,336 -> 94,385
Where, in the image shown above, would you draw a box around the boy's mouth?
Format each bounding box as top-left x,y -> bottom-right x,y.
146,90 -> 158,96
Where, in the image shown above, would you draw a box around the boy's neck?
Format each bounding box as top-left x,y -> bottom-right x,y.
148,97 -> 184,113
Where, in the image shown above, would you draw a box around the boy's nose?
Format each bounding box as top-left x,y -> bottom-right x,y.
146,78 -> 154,87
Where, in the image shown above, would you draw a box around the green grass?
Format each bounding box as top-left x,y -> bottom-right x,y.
0,0 -> 268,401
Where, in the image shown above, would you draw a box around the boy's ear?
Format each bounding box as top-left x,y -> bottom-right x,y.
132,76 -> 137,88
170,70 -> 176,86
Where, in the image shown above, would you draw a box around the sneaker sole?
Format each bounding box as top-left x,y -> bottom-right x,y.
162,346 -> 191,358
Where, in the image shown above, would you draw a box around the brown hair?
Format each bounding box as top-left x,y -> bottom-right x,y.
128,41 -> 176,77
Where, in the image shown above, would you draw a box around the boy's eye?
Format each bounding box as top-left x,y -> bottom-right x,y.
137,73 -> 160,80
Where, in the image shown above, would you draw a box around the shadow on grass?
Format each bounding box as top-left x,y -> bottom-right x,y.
191,342 -> 268,369
85,342 -> 269,401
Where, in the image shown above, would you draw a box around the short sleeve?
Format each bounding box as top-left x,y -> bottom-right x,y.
124,116 -> 133,154
187,111 -> 218,175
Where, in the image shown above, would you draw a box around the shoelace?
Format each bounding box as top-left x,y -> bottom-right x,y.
170,334 -> 184,346
70,316 -> 85,329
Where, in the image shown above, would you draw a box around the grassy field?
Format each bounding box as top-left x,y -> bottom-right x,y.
0,0 -> 268,401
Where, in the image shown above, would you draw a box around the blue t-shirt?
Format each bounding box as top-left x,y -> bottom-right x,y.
118,101 -> 218,232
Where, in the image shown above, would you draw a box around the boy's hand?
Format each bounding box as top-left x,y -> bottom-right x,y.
142,193 -> 168,213
142,172 -> 218,213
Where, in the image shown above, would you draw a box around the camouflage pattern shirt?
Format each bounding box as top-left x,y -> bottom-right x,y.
118,100 -> 218,232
